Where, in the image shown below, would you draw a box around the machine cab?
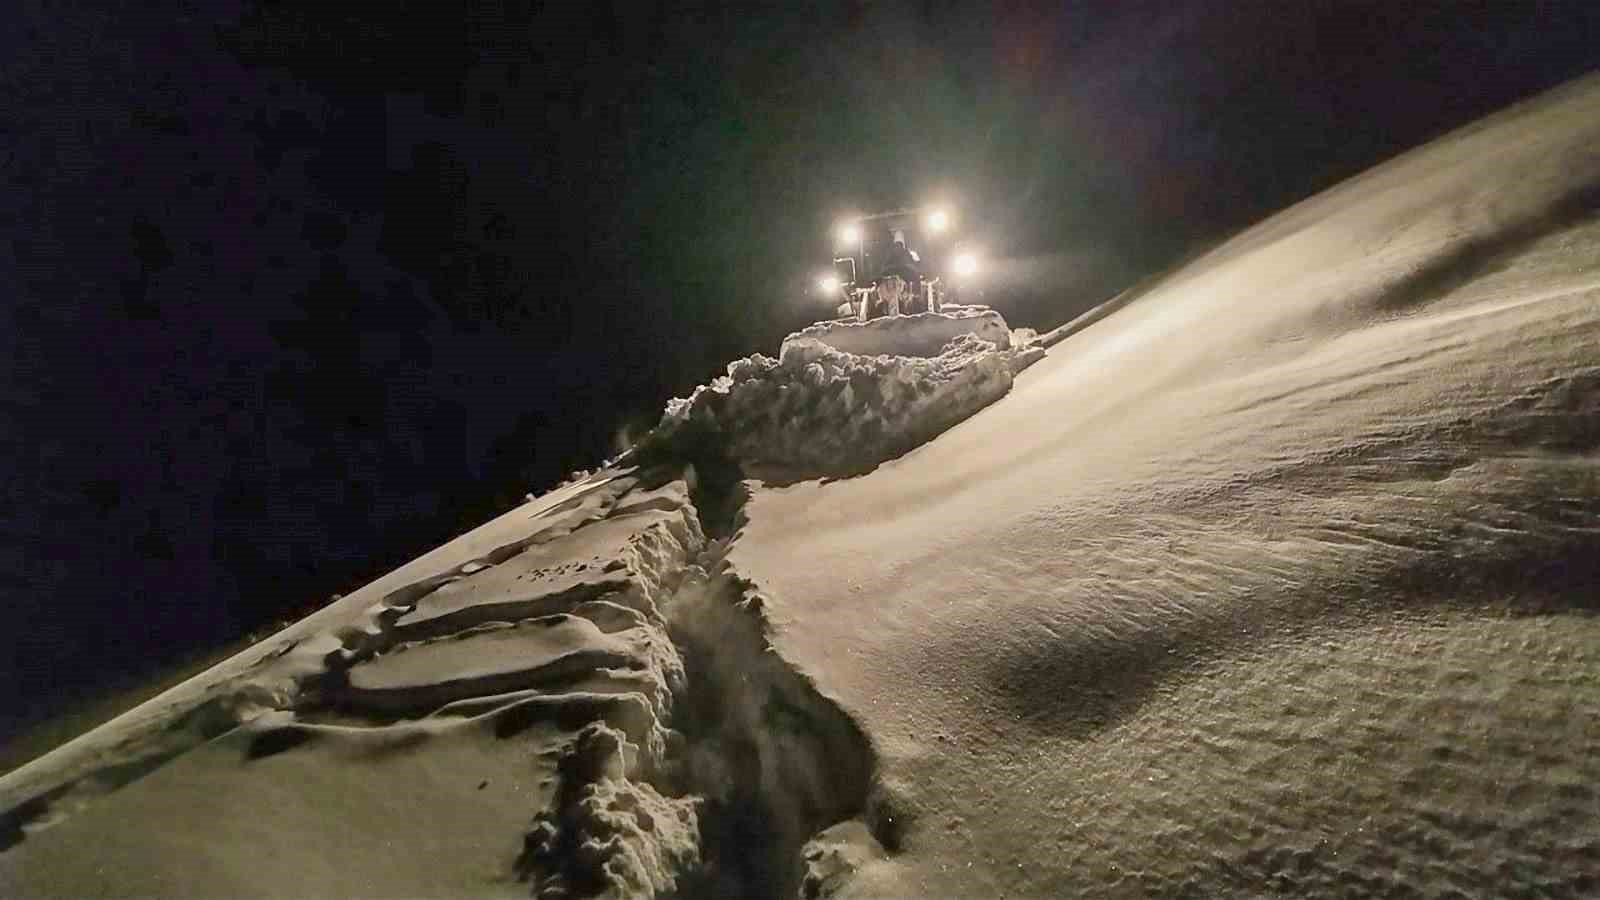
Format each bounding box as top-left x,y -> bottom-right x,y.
818,206 -> 979,321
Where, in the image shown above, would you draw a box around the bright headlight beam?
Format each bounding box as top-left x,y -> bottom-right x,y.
837,223 -> 861,244
927,209 -> 949,233
952,252 -> 978,276
817,275 -> 840,292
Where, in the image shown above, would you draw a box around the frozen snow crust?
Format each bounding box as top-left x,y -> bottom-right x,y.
649,310 -> 1043,481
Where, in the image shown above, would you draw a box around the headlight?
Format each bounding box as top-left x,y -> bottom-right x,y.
926,209 -> 950,233
817,275 -> 841,292
837,223 -> 861,244
952,252 -> 978,276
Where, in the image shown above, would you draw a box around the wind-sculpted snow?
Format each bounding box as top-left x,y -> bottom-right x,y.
729,75 -> 1600,897
653,327 -> 1043,481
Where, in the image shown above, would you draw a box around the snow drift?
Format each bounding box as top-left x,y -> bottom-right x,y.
647,317 -> 1042,481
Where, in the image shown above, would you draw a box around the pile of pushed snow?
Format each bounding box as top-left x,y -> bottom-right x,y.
651,330 -> 1043,480
783,305 -> 1012,359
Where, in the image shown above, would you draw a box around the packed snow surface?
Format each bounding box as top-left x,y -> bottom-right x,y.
5,74 -> 1600,898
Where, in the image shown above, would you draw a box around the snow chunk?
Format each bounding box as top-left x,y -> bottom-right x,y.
520,723 -> 702,899
800,819 -> 889,899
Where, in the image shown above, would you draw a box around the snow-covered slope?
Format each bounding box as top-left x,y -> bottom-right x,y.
730,75 -> 1600,897
3,469 -> 716,896
4,73 -> 1600,898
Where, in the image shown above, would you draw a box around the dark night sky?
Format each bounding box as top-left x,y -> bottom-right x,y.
3,0 -> 1597,741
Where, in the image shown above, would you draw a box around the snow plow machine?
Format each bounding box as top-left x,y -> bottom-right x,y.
799,205 -> 1018,359
815,206 -> 981,322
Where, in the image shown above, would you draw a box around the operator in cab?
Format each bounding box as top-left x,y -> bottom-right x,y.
872,229 -> 921,317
